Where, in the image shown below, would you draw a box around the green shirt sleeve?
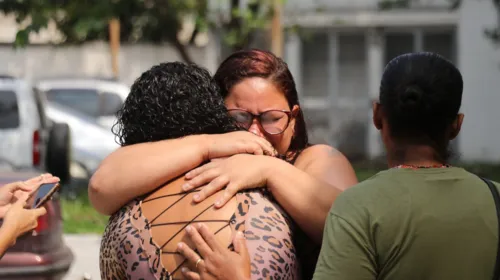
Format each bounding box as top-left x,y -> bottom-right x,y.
313,211 -> 377,280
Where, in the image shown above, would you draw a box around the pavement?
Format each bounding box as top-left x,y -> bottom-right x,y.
63,234 -> 102,280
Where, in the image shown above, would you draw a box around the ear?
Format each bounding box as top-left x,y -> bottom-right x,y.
290,105 -> 300,135
291,105 -> 300,117
449,113 -> 464,140
373,101 -> 383,130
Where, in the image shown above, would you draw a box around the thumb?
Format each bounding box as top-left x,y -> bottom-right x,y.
233,231 -> 249,257
33,206 -> 47,217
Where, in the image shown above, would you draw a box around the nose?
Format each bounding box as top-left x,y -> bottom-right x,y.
247,120 -> 265,137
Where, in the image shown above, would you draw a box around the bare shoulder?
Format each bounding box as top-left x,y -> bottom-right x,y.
295,144 -> 347,166
295,144 -> 358,189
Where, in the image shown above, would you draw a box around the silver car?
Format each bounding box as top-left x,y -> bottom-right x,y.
0,76 -> 71,182
36,78 -> 130,130
44,102 -> 119,178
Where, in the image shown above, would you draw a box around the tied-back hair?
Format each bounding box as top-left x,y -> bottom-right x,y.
379,52 -> 463,162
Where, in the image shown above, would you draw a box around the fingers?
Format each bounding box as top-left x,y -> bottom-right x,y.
244,132 -> 274,156
33,206 -> 47,217
24,174 -> 46,185
25,173 -> 58,185
194,176 -> 229,204
22,174 -> 60,195
245,141 -> 264,156
15,192 -> 29,205
6,181 -> 31,193
184,169 -> 220,192
185,225 -> 213,257
197,223 -> 223,252
233,231 -> 249,260
255,137 -> 276,157
40,175 -> 60,185
214,183 -> 239,209
185,162 -> 216,181
181,268 -> 201,280
177,242 -> 204,268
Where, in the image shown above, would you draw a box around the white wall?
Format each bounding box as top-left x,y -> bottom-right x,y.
0,42 -> 214,86
458,0 -> 500,162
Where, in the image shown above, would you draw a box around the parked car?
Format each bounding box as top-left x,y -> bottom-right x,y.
0,76 -> 71,183
0,162 -> 74,280
44,102 -> 119,179
36,78 -> 130,130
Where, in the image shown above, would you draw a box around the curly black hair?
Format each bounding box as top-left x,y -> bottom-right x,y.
113,62 -> 240,146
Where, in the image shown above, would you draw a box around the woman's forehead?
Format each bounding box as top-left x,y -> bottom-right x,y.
225,77 -> 289,111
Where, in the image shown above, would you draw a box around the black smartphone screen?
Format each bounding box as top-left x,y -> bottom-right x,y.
30,182 -> 59,208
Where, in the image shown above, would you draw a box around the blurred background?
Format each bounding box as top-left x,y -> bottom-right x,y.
0,0 -> 498,279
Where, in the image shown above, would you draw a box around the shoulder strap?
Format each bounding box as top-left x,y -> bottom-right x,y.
480,177 -> 500,280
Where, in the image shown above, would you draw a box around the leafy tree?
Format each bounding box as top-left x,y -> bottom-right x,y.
0,0 -> 279,62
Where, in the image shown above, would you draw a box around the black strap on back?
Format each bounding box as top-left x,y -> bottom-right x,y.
480,177 -> 500,280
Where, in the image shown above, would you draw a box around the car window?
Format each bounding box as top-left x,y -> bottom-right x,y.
99,92 -> 123,117
45,88 -> 99,117
0,90 -> 20,129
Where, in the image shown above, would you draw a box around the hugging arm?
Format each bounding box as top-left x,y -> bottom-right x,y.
89,132 -> 275,215
266,145 -> 358,243
184,144 -> 358,243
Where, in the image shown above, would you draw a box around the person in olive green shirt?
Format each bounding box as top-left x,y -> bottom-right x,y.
314,167 -> 498,280
313,52 -> 499,280
167,52 -> 499,280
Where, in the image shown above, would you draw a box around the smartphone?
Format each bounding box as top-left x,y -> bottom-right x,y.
28,182 -> 61,209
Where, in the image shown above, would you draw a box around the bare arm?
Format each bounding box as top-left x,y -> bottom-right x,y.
266,145 -> 358,243
0,225 -> 16,258
183,144 -> 358,243
89,132 -> 275,215
89,135 -> 208,215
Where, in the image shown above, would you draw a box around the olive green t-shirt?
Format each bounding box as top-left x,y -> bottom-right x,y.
313,167 -> 499,280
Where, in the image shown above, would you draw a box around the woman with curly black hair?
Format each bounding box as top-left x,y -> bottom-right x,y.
99,62 -> 300,280
91,49 -> 358,279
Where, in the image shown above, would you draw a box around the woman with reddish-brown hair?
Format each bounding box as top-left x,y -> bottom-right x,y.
90,49 -> 358,277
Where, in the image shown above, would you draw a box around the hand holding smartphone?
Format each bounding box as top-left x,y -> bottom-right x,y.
27,182 -> 61,209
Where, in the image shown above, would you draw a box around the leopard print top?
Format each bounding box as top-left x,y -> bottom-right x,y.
99,190 -> 300,280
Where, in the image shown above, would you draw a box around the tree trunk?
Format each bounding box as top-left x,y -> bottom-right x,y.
109,18 -> 120,78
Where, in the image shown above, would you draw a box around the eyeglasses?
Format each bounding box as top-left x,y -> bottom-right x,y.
228,109 -> 292,135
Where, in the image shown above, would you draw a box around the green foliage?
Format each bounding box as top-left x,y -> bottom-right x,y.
61,190 -> 108,234
0,0 -> 206,45
0,0 -> 281,61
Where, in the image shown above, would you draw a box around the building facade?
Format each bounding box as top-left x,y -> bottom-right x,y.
279,0 -> 499,162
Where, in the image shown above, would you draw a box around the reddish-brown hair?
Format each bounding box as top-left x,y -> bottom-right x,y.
214,49 -> 309,160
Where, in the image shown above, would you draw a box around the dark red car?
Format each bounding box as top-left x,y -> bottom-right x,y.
0,171 -> 73,280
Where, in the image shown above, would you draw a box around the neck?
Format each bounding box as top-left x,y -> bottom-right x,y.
386,144 -> 445,168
